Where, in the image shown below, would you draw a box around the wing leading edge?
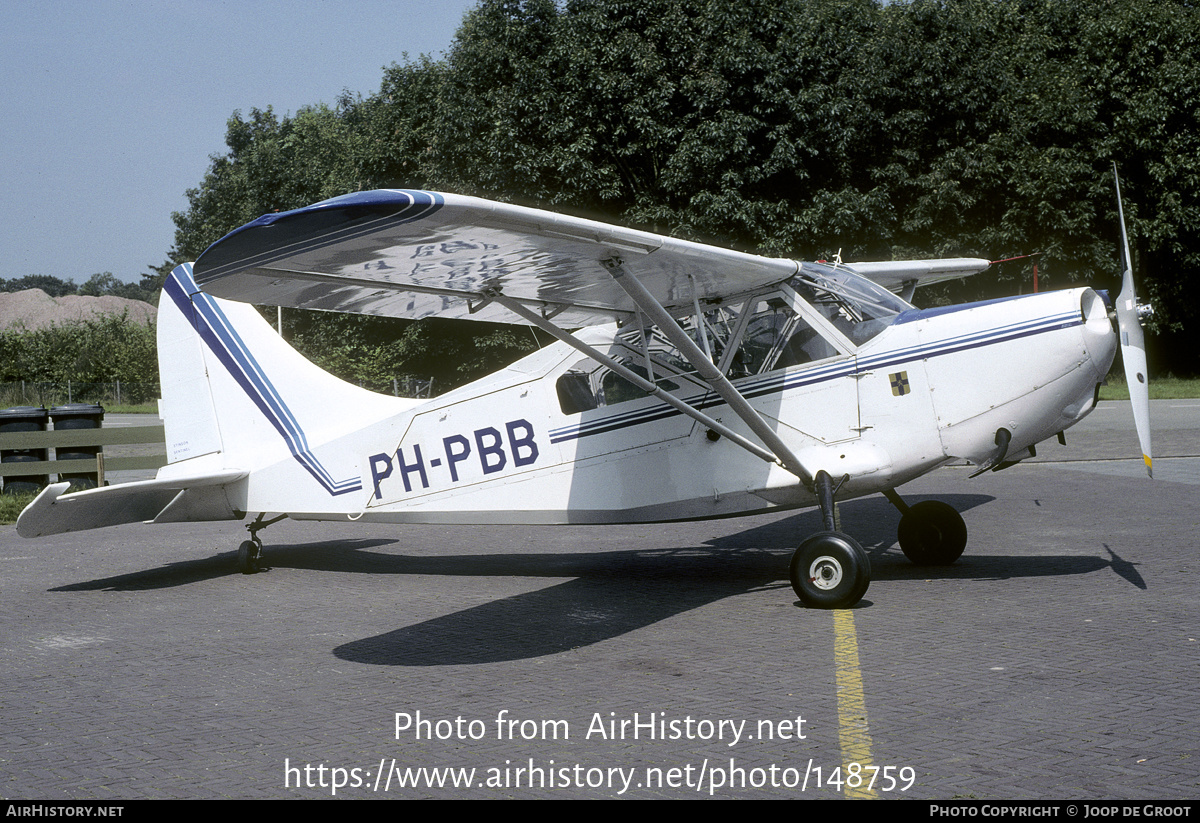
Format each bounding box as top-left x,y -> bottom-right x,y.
193,190 -> 799,328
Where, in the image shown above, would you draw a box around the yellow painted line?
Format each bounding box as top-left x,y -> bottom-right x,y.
833,609 -> 875,799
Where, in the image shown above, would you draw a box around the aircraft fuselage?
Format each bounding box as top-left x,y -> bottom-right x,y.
264,286 -> 1114,526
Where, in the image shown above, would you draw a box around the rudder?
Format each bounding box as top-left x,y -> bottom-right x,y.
157,263 -> 419,508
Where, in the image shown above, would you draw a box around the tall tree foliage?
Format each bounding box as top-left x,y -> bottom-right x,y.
171,0 -> 1200,376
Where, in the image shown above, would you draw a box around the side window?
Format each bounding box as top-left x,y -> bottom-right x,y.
556,368 -> 599,414
556,358 -> 679,415
731,297 -> 838,377
554,280 -> 866,416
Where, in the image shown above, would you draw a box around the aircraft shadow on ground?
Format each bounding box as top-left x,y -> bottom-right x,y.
49,493 -> 1140,662
49,538 -> 400,592
325,493 -> 1134,666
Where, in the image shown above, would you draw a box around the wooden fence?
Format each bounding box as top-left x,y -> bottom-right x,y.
0,425 -> 167,488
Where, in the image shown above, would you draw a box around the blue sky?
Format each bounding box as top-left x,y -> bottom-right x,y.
0,0 -> 478,284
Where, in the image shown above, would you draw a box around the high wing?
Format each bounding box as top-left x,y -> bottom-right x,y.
193,190 -> 800,327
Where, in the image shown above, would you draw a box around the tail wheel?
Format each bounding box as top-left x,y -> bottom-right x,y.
790,531 -> 871,609
237,539 -> 262,574
897,500 -> 967,565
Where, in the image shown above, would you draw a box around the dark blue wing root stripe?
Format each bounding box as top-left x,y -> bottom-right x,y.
166,264 -> 362,496
549,311 -> 1084,445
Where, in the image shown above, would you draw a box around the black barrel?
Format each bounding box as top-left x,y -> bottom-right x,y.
0,406 -> 50,495
50,404 -> 105,490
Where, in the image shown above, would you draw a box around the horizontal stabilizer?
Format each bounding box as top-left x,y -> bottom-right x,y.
15,471 -> 247,538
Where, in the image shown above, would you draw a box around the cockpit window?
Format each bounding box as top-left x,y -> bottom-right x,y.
556,356 -> 683,414
731,297 -> 839,376
793,262 -> 912,345
554,263 -> 907,415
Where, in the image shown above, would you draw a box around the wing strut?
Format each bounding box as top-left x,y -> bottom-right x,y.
600,257 -> 813,484
483,289 -> 783,468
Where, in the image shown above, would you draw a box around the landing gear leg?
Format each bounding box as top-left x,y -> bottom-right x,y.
790,471 -> 870,608
885,490 -> 967,566
236,513 -> 286,574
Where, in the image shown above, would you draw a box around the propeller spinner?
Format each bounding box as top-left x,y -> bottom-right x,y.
1112,164 -> 1154,477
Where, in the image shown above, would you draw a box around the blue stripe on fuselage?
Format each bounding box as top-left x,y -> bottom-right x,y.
165,264 -> 361,496
550,305 -> 1083,445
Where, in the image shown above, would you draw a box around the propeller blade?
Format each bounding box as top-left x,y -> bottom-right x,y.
1113,164 -> 1153,477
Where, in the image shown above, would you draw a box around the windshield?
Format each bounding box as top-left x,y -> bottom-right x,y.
793,262 -> 912,345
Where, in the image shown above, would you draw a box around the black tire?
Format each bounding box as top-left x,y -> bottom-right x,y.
237,540 -> 260,574
897,500 -> 967,565
789,531 -> 871,609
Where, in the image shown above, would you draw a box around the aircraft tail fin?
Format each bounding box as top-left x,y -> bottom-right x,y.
156,264 -> 420,507
18,264 -> 422,538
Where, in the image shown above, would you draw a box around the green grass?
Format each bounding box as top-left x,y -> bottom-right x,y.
1099,374 -> 1200,401
0,492 -> 35,525
104,403 -> 158,414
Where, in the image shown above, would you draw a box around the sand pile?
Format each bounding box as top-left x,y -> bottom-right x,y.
0,289 -> 156,331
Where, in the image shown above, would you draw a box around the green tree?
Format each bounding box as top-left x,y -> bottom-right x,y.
78,272 -> 120,296
0,274 -> 77,297
167,0 -> 1200,375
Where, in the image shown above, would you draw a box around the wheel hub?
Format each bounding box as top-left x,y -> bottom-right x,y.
808,556 -> 843,590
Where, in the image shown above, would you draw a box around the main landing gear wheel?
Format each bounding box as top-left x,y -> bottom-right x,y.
237,539 -> 262,574
790,531 -> 871,609
897,500 -> 967,566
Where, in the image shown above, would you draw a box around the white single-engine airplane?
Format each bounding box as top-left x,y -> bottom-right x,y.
17,171 -> 1153,608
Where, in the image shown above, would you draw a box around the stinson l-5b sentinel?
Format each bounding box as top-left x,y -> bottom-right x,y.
18,170 -> 1153,609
